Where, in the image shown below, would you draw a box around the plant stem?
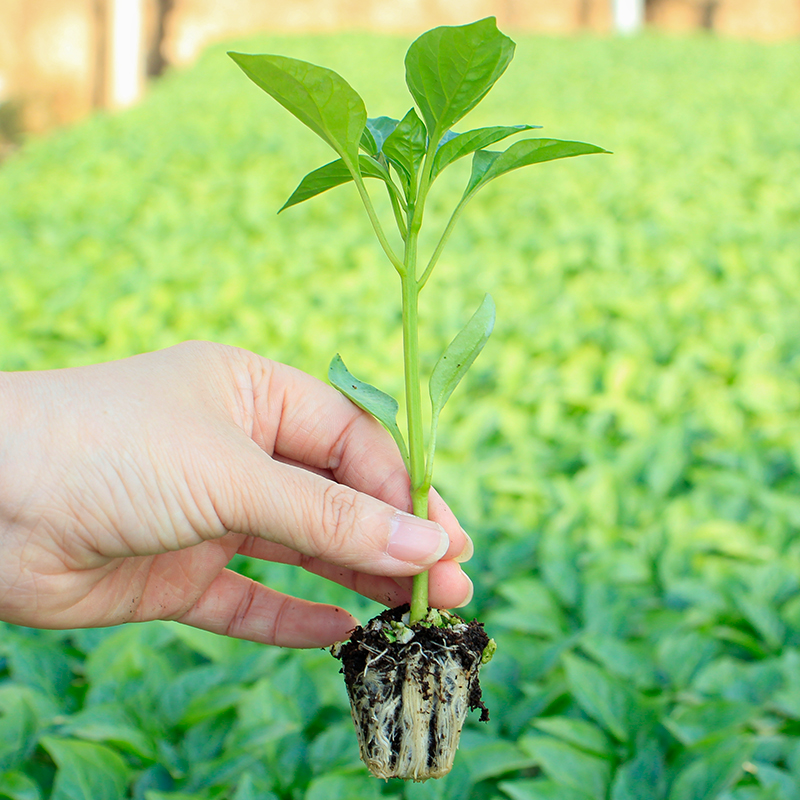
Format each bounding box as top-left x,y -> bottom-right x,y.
402,149 -> 442,624
352,173 -> 405,275
402,197 -> 432,623
418,196 -> 469,290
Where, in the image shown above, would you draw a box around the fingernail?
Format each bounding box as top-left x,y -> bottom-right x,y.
388,512 -> 449,566
455,573 -> 474,608
454,531 -> 474,564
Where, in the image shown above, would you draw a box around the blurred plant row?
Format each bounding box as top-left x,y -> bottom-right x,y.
1,28 -> 799,800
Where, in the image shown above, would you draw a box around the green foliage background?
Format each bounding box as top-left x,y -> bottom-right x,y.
1,28 -> 800,800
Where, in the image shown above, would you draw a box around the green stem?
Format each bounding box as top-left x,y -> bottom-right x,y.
401,148 -> 443,624
402,198 -> 432,622
418,195 -> 469,290
352,172 -> 405,275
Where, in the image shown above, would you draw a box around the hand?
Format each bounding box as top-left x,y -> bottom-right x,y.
0,342 -> 473,647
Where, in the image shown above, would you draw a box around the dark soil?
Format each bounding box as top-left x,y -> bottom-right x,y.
334,604 -> 491,722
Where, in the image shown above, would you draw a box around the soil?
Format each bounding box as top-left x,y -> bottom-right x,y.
336,604 -> 490,721
333,604 -> 491,779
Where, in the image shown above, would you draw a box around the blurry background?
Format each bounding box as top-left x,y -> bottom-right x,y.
1,0 -> 799,140
2,3 -> 800,799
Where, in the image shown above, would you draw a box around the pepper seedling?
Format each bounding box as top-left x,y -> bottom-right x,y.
230,17 -> 607,780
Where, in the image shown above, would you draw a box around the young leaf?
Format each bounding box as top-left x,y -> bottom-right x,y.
429,293 -> 495,421
382,108 -> 427,190
562,652 -> 633,742
279,156 -> 397,212
0,771 -> 41,800
432,124 -> 540,177
520,736 -> 612,799
360,116 -> 399,156
667,738 -> 755,800
40,737 -> 131,800
404,17 -> 515,144
610,741 -> 667,800
329,355 -> 409,469
464,138 -> 610,199
228,53 -> 366,166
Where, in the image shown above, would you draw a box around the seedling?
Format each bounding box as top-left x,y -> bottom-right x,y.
230,18 -> 606,780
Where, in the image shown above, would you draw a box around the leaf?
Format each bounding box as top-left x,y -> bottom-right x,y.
464,138 -> 610,199
382,107 -> 427,189
0,771 -> 41,800
56,703 -> 157,760
459,739 -> 538,784
562,652 -> 633,742
305,773 -> 382,800
429,293 -> 495,421
144,793 -> 207,800
0,689 -> 39,772
664,699 -> 756,747
754,762 -> 800,800
611,741 -> 667,800
405,17 -> 515,142
40,737 -> 131,800
329,354 -> 409,468
360,116 -> 399,155
500,780 -> 595,800
489,577 -> 568,637
520,736 -> 612,799
667,738 -> 755,800
279,155 -> 395,211
432,124 -> 538,177
227,52 -> 365,166
531,716 -> 613,757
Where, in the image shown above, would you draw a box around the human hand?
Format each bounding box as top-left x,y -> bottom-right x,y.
0,342 -> 473,647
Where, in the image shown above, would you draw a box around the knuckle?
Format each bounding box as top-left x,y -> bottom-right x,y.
224,580 -> 260,639
318,483 -> 361,560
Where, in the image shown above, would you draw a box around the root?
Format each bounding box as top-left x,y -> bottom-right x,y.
333,604 -> 491,781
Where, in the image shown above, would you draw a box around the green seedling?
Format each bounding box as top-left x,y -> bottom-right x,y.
230,19 -> 606,624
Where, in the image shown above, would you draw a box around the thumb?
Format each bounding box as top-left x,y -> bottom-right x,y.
209,442 -> 450,576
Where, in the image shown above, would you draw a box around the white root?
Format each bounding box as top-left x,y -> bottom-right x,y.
345,640 -> 479,781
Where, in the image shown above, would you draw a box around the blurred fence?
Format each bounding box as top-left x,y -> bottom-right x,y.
0,0 -> 799,140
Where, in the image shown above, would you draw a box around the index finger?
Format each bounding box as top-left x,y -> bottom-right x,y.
241,355 -> 467,560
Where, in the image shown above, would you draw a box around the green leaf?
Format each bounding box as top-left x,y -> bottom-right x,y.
56,703 -> 157,760
328,354 -> 409,468
40,737 -> 131,800
429,293 -> 495,421
754,762 -> 800,800
360,116 -> 399,156
500,780 -> 595,800
144,793 -> 207,800
531,716 -> 613,757
562,652 -> 633,742
279,155 -> 395,211
0,771 -> 41,800
227,52 -> 365,166
382,107 -> 427,189
520,736 -> 612,799
305,773 -> 382,800
404,17 -> 515,143
667,738 -> 755,800
433,124 -> 538,177
488,577 -> 568,637
0,689 -> 39,773
611,741 -> 667,800
464,138 -> 609,199
664,699 -> 756,747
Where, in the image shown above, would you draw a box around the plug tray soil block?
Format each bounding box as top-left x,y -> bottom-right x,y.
332,605 -> 490,781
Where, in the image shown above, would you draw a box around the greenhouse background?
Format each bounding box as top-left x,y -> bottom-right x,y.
1,1 -> 800,798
